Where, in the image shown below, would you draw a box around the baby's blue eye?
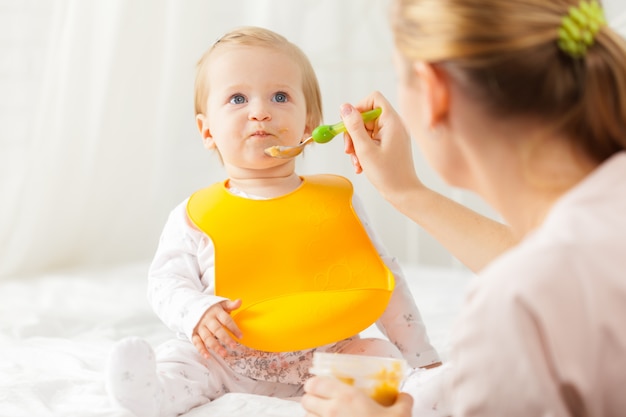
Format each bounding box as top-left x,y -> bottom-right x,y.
230,94 -> 246,104
273,92 -> 288,103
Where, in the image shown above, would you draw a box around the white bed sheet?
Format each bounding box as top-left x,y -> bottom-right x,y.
0,261 -> 471,417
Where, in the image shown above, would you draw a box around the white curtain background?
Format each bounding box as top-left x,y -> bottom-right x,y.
1,0 -> 625,279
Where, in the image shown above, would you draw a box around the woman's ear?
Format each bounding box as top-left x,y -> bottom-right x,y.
412,62 -> 450,129
196,114 -> 215,149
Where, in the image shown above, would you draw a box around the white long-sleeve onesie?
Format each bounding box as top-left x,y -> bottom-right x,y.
107,185 -> 439,417
148,186 -> 440,384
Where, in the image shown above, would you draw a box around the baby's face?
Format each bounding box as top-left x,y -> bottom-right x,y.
198,45 -> 309,175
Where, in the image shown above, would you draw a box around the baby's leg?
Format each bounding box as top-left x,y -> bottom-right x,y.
157,341 -> 306,408
330,336 -> 405,359
153,339 -> 223,416
106,338 -> 224,417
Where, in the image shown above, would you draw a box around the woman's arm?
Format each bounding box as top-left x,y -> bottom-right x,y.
340,94 -> 516,272
392,186 -> 516,272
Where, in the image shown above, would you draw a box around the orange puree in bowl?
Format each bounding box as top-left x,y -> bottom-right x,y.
371,381 -> 399,406
368,365 -> 402,406
311,353 -> 407,407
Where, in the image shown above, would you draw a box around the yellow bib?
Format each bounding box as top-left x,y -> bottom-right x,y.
186,174 -> 394,352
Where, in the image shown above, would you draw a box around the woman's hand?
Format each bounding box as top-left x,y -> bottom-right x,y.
302,376 -> 413,417
191,299 -> 243,360
341,91 -> 423,204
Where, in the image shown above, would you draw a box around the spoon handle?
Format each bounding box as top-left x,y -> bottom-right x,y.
313,108 -> 382,143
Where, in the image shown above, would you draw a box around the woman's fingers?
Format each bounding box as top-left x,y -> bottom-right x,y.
340,103 -> 376,154
343,135 -> 363,174
303,376 -> 379,417
302,377 -> 347,417
303,376 -> 415,417
395,393 -> 414,412
304,376 -> 348,398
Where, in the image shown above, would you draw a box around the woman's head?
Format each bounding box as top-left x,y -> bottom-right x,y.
195,26 -> 323,132
391,0 -> 626,163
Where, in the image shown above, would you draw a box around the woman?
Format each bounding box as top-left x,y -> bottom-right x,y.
302,0 -> 626,416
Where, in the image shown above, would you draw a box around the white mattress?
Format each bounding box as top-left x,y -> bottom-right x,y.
0,261 -> 471,417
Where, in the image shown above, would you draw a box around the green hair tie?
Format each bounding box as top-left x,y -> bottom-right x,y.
558,0 -> 607,58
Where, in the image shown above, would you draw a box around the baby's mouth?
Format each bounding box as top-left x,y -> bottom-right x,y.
250,130 -> 273,139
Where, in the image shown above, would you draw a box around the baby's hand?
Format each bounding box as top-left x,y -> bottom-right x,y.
192,299 -> 243,360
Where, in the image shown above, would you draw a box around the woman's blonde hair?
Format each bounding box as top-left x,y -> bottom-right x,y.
392,0 -> 626,162
194,26 -> 323,131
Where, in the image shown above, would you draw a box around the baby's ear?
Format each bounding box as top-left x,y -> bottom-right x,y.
196,114 -> 216,149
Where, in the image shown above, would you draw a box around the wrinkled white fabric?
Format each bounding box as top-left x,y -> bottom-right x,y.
0,261 -> 469,417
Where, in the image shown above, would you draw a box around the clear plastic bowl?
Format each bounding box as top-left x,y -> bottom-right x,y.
309,352 -> 409,406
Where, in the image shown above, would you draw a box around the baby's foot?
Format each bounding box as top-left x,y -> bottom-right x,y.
106,337 -> 160,417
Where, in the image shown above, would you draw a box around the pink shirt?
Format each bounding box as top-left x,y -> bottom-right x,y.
451,152 -> 626,416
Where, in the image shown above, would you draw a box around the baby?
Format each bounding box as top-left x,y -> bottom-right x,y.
106,26 -> 440,417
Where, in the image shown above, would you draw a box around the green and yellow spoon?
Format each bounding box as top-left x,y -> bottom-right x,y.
264,108 -> 382,158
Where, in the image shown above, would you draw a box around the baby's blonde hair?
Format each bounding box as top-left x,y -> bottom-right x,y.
392,0 -> 626,162
194,26 -> 323,131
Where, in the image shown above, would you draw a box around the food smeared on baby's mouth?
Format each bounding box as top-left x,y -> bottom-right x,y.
265,146 -> 281,157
